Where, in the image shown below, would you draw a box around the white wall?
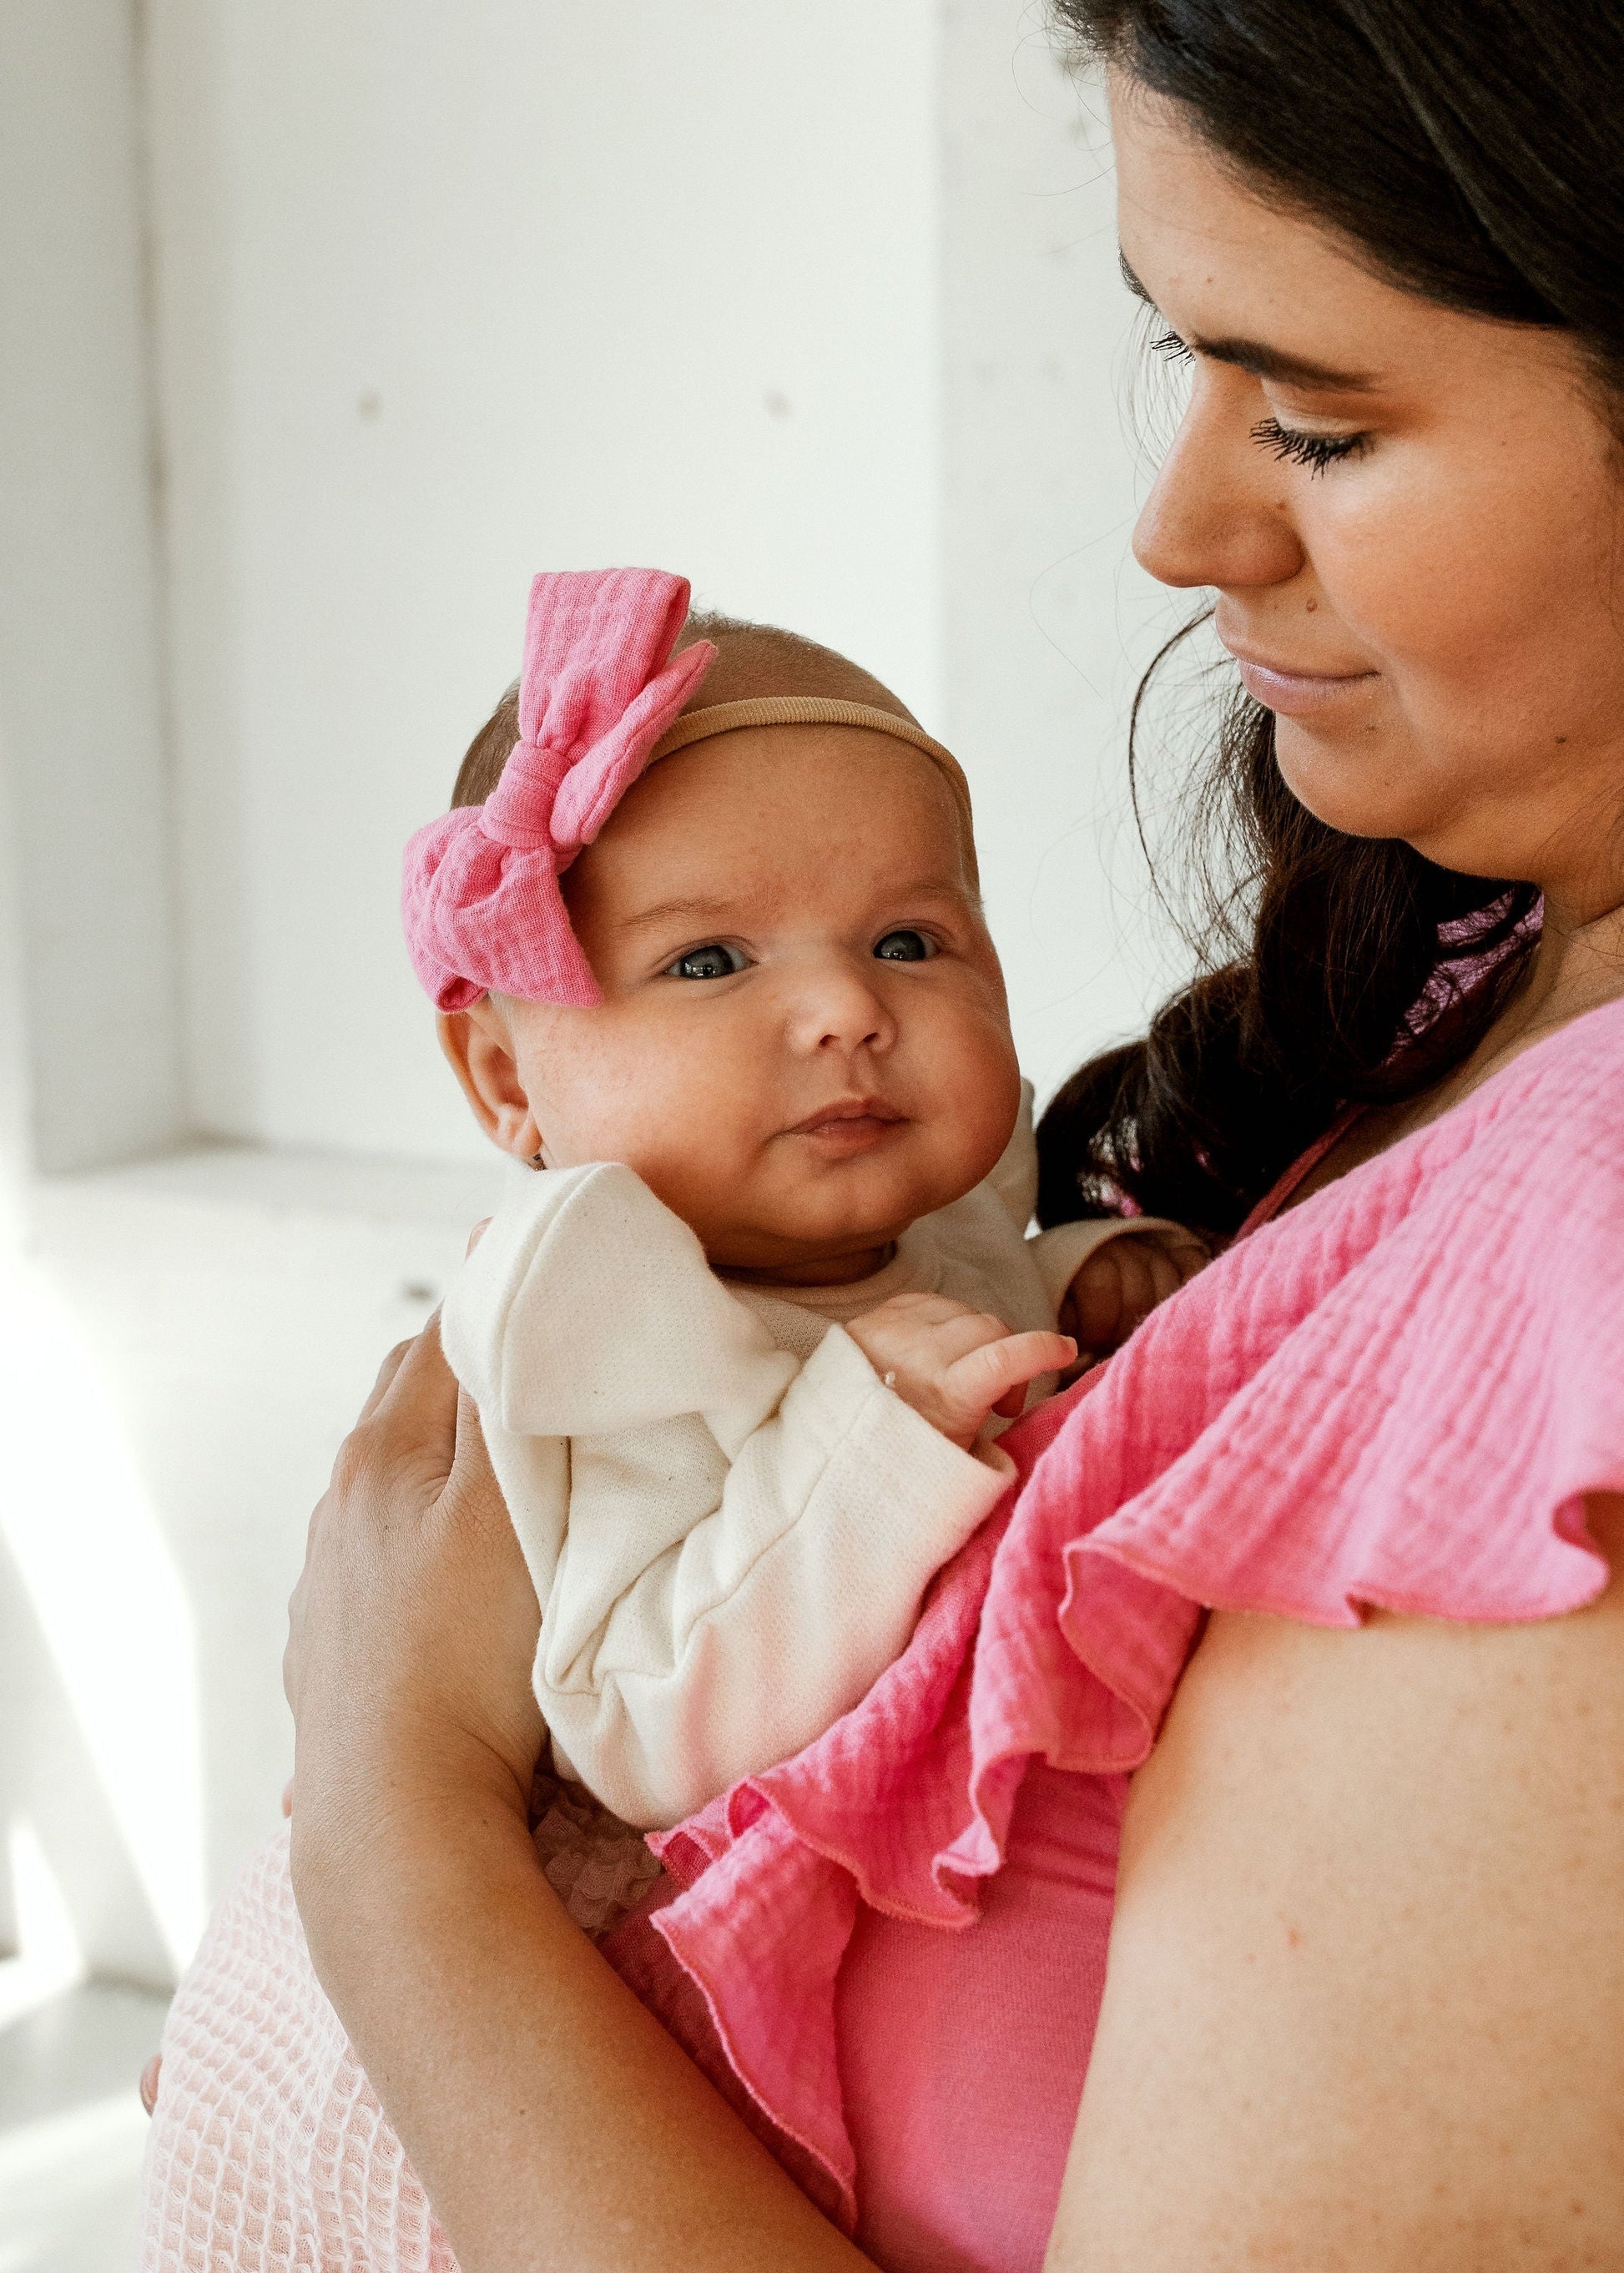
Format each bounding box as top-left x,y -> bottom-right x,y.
0,0 -> 183,1177
148,0 -> 945,1163
940,5 -> 1183,1104
146,1 -> 1180,1167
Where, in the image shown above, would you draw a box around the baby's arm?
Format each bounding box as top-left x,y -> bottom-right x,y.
1031,1217 -> 1210,1367
545,1315 -> 1051,1829
445,1166 -> 1064,1833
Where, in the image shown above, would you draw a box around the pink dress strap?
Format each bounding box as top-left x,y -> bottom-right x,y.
1235,1102 -> 1365,1237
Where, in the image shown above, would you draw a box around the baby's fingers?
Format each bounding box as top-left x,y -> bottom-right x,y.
946,1328 -> 1076,1421
1161,1232 -> 1211,1286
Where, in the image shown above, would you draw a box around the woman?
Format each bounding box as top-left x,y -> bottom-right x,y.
280,2 -> 1624,2264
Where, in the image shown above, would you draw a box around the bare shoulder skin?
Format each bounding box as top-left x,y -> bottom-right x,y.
1049,1496 -> 1624,2268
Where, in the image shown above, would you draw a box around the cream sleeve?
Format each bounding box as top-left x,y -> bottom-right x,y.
442,1163 -> 1012,1832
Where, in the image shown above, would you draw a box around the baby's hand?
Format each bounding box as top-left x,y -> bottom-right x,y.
846,1292 -> 1076,1449
1060,1227 -> 1210,1367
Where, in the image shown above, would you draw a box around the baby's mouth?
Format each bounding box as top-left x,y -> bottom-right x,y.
785,1098 -> 907,1150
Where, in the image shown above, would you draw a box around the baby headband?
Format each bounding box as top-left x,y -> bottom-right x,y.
650,695 -> 976,883
401,567 -> 975,1011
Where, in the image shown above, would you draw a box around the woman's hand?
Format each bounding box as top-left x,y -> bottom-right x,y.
284,1311 -> 544,1933
279,1306 -> 870,2270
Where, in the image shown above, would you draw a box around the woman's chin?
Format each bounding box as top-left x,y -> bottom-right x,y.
1272,718 -> 1431,846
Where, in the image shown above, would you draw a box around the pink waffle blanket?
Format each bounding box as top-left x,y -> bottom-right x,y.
141,1000 -> 1624,2271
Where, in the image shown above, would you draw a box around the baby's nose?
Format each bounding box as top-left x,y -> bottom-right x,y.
788,963 -> 895,1054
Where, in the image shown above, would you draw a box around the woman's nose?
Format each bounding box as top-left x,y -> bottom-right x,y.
1132,367 -> 1305,593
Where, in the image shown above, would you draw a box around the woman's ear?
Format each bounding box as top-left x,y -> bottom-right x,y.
436,1002 -> 542,1163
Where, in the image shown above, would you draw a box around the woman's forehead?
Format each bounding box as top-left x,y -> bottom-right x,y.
1109,75 -> 1564,391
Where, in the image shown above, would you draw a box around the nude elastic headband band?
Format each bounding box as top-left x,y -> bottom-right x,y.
401,571 -> 977,1011
654,693 -> 961,767
651,693 -> 976,869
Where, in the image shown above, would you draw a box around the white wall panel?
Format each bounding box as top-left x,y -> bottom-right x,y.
0,0 -> 182,1174
148,0 -> 943,1162
940,4 -> 1185,1108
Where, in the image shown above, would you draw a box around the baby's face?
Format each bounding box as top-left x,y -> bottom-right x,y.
477,726 -> 1021,1281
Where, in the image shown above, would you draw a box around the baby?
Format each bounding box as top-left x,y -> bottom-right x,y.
406,567 -> 1203,1920
139,568 -> 1205,2267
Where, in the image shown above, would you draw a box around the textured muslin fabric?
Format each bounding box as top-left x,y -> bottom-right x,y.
139,1827 -> 454,2273
144,1002 -> 1624,2272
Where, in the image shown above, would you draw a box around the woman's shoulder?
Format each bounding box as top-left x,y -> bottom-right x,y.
967,995 -> 1624,1798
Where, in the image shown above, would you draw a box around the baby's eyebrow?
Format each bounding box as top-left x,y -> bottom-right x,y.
618,876 -> 975,935
618,895 -> 744,935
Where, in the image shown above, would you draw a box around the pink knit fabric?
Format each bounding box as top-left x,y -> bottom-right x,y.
401,568 -> 714,1010
142,998 -> 1624,2271
140,1829 -> 453,2272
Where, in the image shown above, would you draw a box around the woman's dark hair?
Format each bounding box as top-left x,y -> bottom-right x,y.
1036,0 -> 1624,1237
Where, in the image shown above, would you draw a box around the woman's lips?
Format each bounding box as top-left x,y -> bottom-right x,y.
1227,647 -> 1379,718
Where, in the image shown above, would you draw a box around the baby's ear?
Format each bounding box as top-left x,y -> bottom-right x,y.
436,1003 -> 542,1164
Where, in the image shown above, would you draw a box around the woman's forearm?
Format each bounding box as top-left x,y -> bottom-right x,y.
294,1759 -> 869,2273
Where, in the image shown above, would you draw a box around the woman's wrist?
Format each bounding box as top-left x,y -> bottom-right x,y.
290,1714 -> 535,1976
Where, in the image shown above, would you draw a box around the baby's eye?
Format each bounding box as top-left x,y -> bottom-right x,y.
664,942 -> 748,981
873,930 -> 936,963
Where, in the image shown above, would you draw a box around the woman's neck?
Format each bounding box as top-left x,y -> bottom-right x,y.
1441,885 -> 1624,1113
1287,885 -> 1624,1215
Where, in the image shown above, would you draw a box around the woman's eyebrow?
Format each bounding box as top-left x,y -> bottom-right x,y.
1118,250 -> 1379,392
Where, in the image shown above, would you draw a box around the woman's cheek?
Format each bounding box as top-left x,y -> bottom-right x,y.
1296,464 -> 1444,665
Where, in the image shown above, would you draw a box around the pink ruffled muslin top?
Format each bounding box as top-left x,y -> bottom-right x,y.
602,996 -> 1624,2270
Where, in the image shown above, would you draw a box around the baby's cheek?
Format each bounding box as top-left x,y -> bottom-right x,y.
934,1015 -> 1021,1174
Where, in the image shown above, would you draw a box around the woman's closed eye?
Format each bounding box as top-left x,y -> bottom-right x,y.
1250,416 -> 1371,473
1151,326 -> 1372,474
873,929 -> 936,963
664,941 -> 749,981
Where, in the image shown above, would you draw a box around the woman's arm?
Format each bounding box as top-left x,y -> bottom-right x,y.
285,1322 -> 870,2273
1047,1496 -> 1624,2270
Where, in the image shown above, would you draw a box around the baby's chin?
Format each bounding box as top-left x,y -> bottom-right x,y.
699,1173 -> 986,1282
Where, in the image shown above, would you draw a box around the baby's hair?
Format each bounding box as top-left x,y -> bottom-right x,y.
450,612 -> 921,809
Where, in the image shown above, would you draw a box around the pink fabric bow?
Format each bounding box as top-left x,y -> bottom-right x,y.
401,568 -> 715,1009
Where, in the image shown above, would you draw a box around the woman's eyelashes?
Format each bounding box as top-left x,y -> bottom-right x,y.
664,941 -> 750,981
1250,415 -> 1371,474
1151,327 -> 1372,473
